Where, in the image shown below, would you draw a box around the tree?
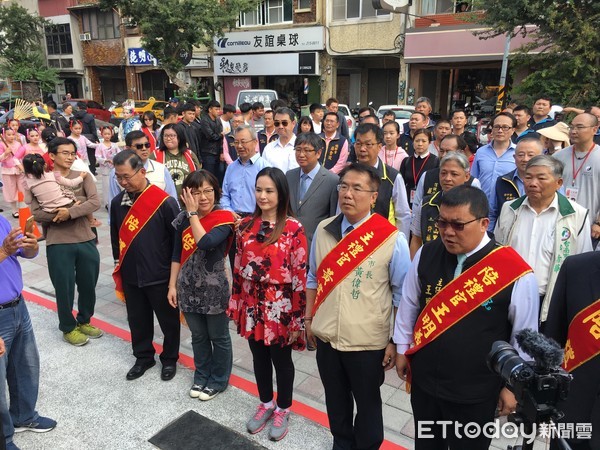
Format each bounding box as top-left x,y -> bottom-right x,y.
472,0 -> 600,106
100,0 -> 258,89
0,3 -> 58,94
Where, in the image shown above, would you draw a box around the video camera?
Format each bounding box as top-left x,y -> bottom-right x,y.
487,329 -> 573,450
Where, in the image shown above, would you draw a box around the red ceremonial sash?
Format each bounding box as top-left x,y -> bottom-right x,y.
179,209 -> 235,265
562,298 -> 600,372
112,184 -> 170,301
154,149 -> 197,171
313,214 -> 397,316
406,245 -> 532,359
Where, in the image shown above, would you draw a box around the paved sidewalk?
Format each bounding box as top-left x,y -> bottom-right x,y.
3,178 -> 549,449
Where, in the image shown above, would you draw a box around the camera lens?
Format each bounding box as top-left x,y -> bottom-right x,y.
487,341 -> 532,385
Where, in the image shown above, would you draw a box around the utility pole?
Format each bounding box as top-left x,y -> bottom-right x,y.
495,33 -> 511,113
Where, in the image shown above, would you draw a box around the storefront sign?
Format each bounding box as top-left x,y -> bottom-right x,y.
215,52 -> 319,76
127,48 -> 157,66
214,27 -> 324,54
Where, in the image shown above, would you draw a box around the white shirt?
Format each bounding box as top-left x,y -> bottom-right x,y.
220,118 -> 231,135
262,135 -> 298,173
394,233 -> 539,359
508,196 -> 559,295
311,120 -> 322,134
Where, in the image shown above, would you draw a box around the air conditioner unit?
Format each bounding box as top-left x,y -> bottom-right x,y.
79,33 -> 91,41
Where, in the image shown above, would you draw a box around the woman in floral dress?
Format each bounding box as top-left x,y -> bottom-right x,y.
228,166 -> 307,442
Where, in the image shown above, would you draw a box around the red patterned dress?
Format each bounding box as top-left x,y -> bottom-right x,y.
228,216 -> 307,350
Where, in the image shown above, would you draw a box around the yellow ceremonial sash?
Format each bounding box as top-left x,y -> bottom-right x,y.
562,298 -> 600,372
313,214 -> 397,316
179,209 -> 235,266
112,184 -> 170,301
405,246 -> 532,363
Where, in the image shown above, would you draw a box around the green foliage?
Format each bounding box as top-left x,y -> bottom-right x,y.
99,0 -> 258,86
472,0 -> 600,106
0,3 -> 58,91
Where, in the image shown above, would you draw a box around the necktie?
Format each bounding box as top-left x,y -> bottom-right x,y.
299,173 -> 310,201
453,254 -> 467,279
343,225 -> 354,236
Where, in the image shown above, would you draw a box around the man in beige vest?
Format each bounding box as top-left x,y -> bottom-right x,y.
108,130 -> 178,212
305,163 -> 411,450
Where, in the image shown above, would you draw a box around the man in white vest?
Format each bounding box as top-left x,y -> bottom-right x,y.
108,130 -> 178,212
305,163 -> 411,450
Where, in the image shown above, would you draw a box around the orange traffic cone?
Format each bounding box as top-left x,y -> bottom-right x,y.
17,191 -> 42,239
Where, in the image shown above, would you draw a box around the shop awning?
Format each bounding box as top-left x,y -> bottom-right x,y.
404,26 -> 537,64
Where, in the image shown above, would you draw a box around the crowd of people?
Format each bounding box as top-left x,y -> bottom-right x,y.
0,93 -> 599,450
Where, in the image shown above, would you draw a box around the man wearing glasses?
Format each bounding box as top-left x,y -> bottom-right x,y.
285,132 -> 338,251
395,185 -> 539,449
107,131 -> 177,213
110,151 -> 181,382
305,163 -> 411,450
30,138 -> 102,347
470,112 -> 517,201
262,107 -> 298,173
319,112 -> 349,174
354,123 -> 411,239
553,112 -> 600,242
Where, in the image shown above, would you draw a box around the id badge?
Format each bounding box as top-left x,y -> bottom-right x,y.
565,186 -> 579,202
410,189 -> 416,204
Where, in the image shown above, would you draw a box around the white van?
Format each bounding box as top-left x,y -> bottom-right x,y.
235,89 -> 278,110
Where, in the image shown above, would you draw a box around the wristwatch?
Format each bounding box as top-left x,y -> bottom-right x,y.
186,211 -> 199,218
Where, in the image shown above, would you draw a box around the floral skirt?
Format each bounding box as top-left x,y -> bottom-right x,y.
228,279 -> 305,351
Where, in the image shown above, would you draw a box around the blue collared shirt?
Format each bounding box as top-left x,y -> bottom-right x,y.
298,163 -> 321,196
0,217 -> 37,303
307,213 -> 411,308
470,141 -> 517,201
221,153 -> 271,213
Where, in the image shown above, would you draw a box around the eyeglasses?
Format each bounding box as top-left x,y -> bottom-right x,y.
492,125 -> 513,131
133,142 -> 151,150
163,134 -> 178,139
233,139 -> 255,146
256,220 -> 273,243
274,120 -> 290,127
116,168 -> 142,182
435,217 -> 484,231
190,188 -> 215,197
294,146 -> 316,154
57,151 -> 77,157
568,125 -> 594,132
354,141 -> 379,149
337,183 -> 377,194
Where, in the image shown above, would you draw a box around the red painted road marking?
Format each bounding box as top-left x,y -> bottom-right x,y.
22,289 -> 408,450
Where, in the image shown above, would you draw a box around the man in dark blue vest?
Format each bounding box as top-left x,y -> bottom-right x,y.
354,123 -> 411,238
319,112 -> 349,174
395,185 -> 539,450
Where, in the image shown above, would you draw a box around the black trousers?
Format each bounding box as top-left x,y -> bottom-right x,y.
316,339 -> 385,450
411,382 -> 498,450
248,338 -> 294,409
122,282 -> 180,366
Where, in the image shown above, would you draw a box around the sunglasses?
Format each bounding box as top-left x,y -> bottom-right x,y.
256,220 -> 273,243
435,217 -> 483,231
274,120 -> 290,127
133,143 -> 151,150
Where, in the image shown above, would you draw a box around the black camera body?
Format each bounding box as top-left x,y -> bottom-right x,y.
487,330 -> 572,427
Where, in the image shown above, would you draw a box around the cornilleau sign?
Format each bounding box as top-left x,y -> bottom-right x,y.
214,27 -> 325,54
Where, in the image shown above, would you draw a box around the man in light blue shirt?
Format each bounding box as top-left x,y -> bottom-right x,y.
221,125 -> 271,217
470,112 -> 517,202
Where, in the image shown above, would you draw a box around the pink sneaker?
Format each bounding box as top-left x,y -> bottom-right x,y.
268,409 -> 290,441
246,403 -> 275,434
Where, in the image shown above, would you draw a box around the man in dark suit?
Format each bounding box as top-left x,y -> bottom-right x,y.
544,251 -> 600,450
285,132 -> 338,252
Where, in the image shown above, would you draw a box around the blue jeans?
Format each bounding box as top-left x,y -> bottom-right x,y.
183,312 -> 232,391
0,298 -> 40,445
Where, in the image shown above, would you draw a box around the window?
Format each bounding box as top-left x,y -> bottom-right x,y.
332,0 -> 389,20
421,0 -> 458,15
45,24 -> 73,55
81,8 -> 121,40
298,0 -> 311,9
240,0 -> 293,26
